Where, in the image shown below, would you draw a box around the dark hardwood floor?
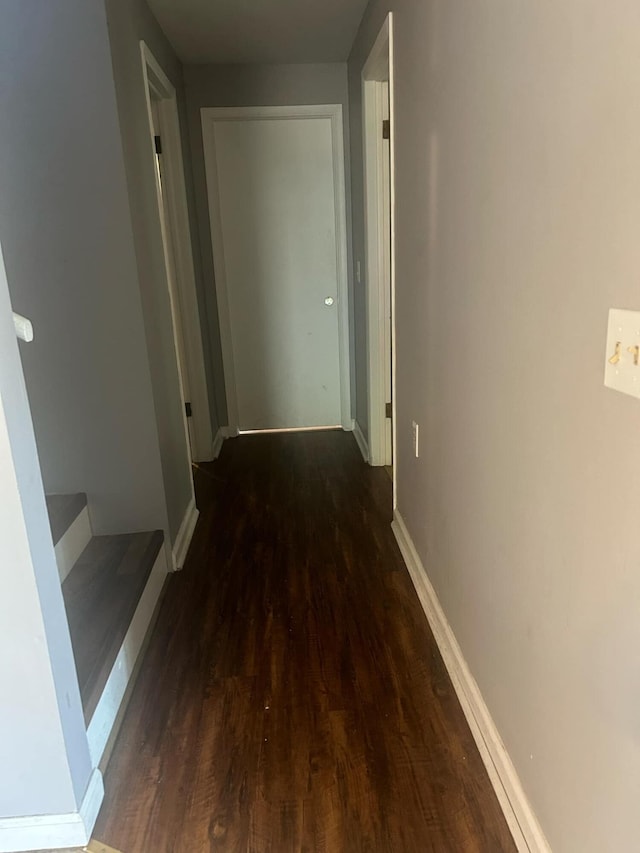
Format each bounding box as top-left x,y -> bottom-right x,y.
94,431 -> 515,852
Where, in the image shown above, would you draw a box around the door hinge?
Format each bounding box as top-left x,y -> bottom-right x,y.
185,401 -> 192,418
382,119 -> 390,140
154,134 -> 162,155
385,401 -> 392,419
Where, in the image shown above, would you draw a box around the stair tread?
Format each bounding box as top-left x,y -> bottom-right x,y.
62,529 -> 164,724
45,492 -> 88,545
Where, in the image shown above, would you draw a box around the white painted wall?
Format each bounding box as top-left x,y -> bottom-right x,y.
349,1 -> 640,850
148,0 -> 369,64
0,0 -> 169,538
184,63 -> 356,426
0,243 -> 92,819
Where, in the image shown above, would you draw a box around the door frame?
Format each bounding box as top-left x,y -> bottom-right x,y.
362,14 -> 396,498
200,104 -> 352,433
140,42 -> 214,463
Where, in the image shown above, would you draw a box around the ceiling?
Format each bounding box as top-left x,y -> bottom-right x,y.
146,0 -> 370,65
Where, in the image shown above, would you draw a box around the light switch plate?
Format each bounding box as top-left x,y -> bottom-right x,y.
604,308 -> 640,399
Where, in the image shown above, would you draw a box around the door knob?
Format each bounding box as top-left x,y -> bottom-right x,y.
324,297 -> 334,306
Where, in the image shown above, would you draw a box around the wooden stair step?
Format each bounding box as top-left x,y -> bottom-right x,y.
45,492 -> 88,545
62,530 -> 164,724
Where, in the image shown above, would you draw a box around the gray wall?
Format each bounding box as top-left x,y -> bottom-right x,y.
183,63 -> 356,424
104,0 -> 198,541
350,1 -> 640,850
0,0 -> 168,538
0,242 -> 92,819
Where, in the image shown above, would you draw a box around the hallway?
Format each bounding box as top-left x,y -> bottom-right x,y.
94,430 -> 515,852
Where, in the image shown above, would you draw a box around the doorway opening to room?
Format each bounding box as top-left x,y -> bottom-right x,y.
362,14 -> 395,502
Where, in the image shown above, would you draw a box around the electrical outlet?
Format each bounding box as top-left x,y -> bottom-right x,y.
412,421 -> 419,458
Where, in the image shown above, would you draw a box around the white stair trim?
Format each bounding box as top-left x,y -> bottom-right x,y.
86,548 -> 167,767
55,505 -> 92,583
0,767 -> 103,852
212,427 -> 225,460
352,419 -> 369,463
172,497 -> 199,571
392,510 -> 551,853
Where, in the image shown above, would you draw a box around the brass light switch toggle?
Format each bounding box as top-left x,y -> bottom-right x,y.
628,345 -> 640,366
608,341 -> 622,365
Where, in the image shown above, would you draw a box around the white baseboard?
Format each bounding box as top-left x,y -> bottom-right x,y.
352,420 -> 369,463
55,506 -> 92,583
221,425 -> 239,438
86,549 -> 167,767
172,497 -> 199,571
211,427 -> 225,459
78,768 -> 104,844
0,768 -> 103,852
391,511 -> 551,853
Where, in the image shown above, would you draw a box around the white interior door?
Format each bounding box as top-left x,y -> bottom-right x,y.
204,112 -> 344,432
381,82 -> 392,466
149,97 -> 196,459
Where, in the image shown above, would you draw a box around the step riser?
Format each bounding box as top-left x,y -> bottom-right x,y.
87,547 -> 168,767
54,506 -> 92,583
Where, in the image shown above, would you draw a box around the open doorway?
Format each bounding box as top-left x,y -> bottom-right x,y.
362,14 -> 396,504
140,42 -> 213,464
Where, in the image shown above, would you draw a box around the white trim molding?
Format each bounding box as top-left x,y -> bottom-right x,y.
362,14 -> 397,488
200,103 -> 352,433
54,505 -> 92,584
78,768 -> 104,844
353,420 -> 369,463
87,550 -> 167,766
0,768 -> 104,852
140,42 -> 214,464
392,511 -> 551,853
172,497 -> 199,571
212,427 -> 225,459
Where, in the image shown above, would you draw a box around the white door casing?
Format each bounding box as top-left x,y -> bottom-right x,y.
140,41 -> 214,463
201,105 -> 351,433
149,96 -> 196,456
381,81 -> 392,465
362,14 -> 396,501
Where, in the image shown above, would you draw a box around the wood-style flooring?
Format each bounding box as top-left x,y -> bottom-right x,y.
94,431 -> 516,852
